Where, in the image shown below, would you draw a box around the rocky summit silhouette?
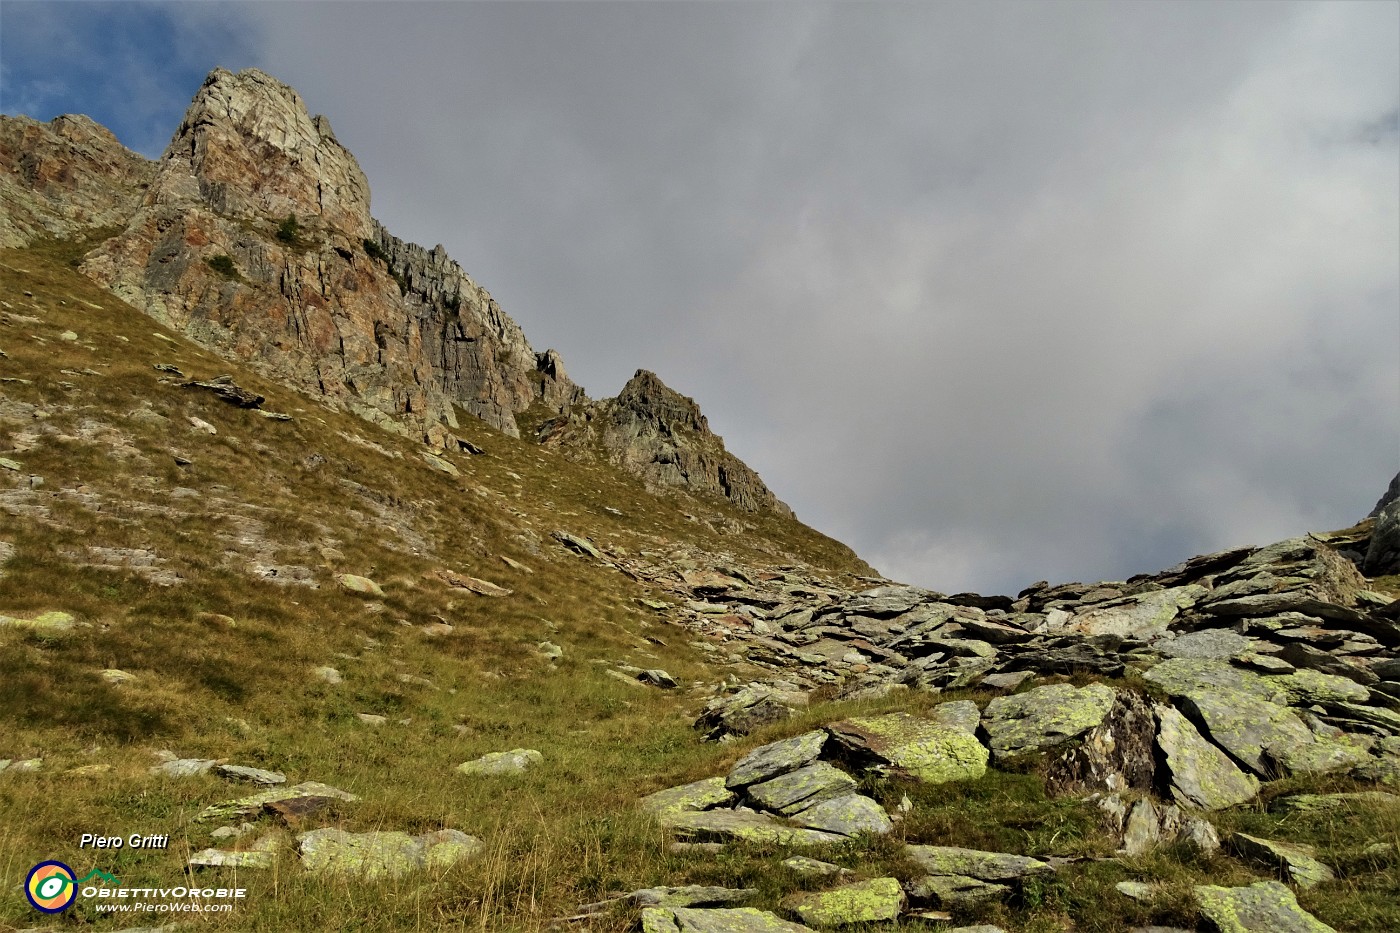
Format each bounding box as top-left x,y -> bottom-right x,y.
1,68 -> 1398,933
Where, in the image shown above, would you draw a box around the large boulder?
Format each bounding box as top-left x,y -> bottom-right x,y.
726,731 -> 827,788
980,683 -> 1117,761
1044,690 -> 1158,796
825,712 -> 988,784
1194,880 -> 1336,932
787,877 -> 904,926
1154,706 -> 1259,810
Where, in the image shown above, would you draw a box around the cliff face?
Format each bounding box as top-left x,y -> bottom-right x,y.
0,113 -> 155,247
73,67 -> 579,440
538,370 -> 792,515
1,67 -> 788,514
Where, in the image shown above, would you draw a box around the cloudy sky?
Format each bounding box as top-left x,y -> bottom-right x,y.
3,1 -> 1397,595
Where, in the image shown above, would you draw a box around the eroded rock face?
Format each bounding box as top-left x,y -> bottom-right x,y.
74,67 -> 580,440
0,114 -> 155,247
540,370 -> 792,514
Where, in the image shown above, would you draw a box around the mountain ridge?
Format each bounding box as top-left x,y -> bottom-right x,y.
1,66 -> 789,517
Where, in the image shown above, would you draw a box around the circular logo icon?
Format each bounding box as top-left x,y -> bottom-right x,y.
25,861 -> 77,913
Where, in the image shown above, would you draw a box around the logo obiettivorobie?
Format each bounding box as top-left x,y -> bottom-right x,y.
25,860 -> 77,913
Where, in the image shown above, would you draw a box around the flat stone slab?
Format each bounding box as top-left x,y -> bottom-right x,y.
928,700 -> 981,734
789,793 -> 892,836
660,809 -> 845,847
826,712 -> 988,783
215,764 -> 286,785
747,762 -> 856,815
0,610 -> 76,632
197,781 -> 358,822
643,777 -> 736,817
297,827 -> 481,879
981,682 -> 1117,760
642,906 -> 817,932
726,731 -> 827,788
1157,629 -> 1256,660
1177,689 -> 1316,777
788,877 -> 904,926
628,886 -> 757,908
188,848 -> 275,870
1194,880 -> 1336,932
781,856 -> 850,877
1275,669 -> 1370,706
904,844 -> 1053,881
1271,791 -> 1399,813
1267,735 -> 1371,776
1144,658 -> 1282,703
905,873 -> 1011,905
1155,706 -> 1259,810
1229,833 -> 1335,888
456,748 -> 542,775
1064,586 -> 1204,639
153,758 -> 217,777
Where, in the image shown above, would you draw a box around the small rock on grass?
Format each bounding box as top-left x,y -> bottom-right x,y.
456,748 -> 542,776
337,573 -> 384,597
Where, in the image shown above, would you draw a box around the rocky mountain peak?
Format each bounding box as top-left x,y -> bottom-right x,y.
595,370 -> 792,516
614,369 -> 710,435
0,112 -> 154,247
168,67 -> 372,239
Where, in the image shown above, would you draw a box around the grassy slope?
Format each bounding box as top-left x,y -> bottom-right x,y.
1,241 -> 1396,932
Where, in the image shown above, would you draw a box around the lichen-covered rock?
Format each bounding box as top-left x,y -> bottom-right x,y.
904,845 -> 1052,882
0,610 -> 76,632
297,827 -> 480,879
337,573 -> 384,597
1157,629 -> 1256,660
196,780 -> 358,822
904,873 -> 1011,905
642,777 -> 737,817
1194,880 -> 1336,932
1177,689 -> 1316,777
1154,705 -> 1259,810
1229,833 -> 1335,888
698,686 -> 807,740
928,700 -> 982,734
726,731 -> 827,788
1063,586 -> 1204,639
981,683 -> 1117,760
1266,735 -> 1371,777
787,877 -> 904,926
789,794 -> 892,836
1271,791 -> 1399,813
456,748 -> 542,776
642,906 -> 817,932
1143,658 -> 1281,703
659,809 -> 844,847
825,712 -> 988,783
1274,669 -> 1370,706
747,763 -> 856,815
